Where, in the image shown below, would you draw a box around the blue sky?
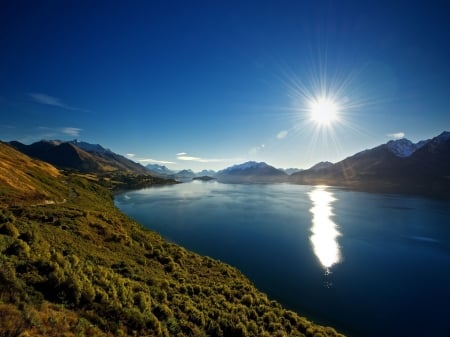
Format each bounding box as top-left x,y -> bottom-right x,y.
1,0 -> 449,171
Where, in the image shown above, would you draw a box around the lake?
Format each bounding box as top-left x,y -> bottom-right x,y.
115,181 -> 450,337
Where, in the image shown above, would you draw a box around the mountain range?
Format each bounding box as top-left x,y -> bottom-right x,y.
216,161 -> 287,183
7,131 -> 450,197
9,139 -> 148,174
290,131 -> 450,197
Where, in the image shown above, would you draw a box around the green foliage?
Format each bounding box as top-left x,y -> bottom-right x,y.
0,223 -> 19,238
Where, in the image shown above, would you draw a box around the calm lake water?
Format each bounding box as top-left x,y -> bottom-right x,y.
115,181 -> 450,337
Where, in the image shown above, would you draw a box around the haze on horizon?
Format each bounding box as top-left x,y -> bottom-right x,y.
1,1 -> 449,171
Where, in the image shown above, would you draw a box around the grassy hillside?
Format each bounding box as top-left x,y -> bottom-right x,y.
0,143 -> 345,337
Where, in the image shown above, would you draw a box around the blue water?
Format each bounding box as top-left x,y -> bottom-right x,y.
115,181 -> 450,337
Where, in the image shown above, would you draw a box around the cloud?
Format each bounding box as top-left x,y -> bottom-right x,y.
61,127 -> 82,137
126,153 -> 136,158
37,126 -> 82,138
29,93 -> 89,112
176,152 -> 233,163
388,132 -> 405,140
277,130 -> 288,139
248,144 -> 265,155
138,158 -> 176,165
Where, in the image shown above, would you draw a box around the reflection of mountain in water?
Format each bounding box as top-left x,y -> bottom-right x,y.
309,186 -> 341,271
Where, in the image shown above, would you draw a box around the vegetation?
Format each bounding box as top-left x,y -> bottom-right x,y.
0,142 -> 345,337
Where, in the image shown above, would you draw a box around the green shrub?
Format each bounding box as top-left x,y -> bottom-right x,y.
5,239 -> 30,258
0,223 -> 19,238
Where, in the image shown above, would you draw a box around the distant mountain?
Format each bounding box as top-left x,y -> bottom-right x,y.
217,161 -> 287,183
172,169 -> 197,182
69,140 -> 112,155
290,131 -> 450,197
145,164 -> 174,175
366,136 -> 430,159
282,168 -> 303,175
308,161 -> 333,171
9,140 -> 148,174
197,169 -> 217,177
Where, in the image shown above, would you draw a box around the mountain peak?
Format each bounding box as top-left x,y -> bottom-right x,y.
146,164 -> 174,175
386,138 -> 415,157
69,140 -> 111,154
308,161 -> 333,171
385,138 -> 429,157
435,131 -> 450,142
223,161 -> 269,172
217,161 -> 286,183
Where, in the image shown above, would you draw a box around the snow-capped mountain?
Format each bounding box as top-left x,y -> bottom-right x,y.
220,161 -> 272,173
217,161 -> 287,183
69,140 -> 112,154
386,138 -> 429,157
146,164 -> 174,175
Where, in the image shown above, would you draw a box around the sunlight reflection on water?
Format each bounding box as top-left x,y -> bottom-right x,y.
309,186 -> 342,272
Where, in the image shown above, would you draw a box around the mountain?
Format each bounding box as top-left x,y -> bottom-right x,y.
173,169 -> 197,182
0,142 -> 67,206
9,140 -> 148,174
146,163 -> 174,175
217,161 -> 287,183
69,139 -> 112,154
197,169 -> 217,177
308,161 -> 333,171
282,167 -> 303,175
0,142 -> 343,337
386,138 -> 425,157
290,131 -> 450,197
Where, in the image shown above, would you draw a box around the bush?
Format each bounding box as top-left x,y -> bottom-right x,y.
0,304 -> 29,337
5,239 -> 30,258
0,223 -> 19,238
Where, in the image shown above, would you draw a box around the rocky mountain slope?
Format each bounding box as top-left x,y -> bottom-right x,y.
10,140 -> 148,174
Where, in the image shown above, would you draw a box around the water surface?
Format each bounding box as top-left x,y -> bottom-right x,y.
115,181 -> 450,337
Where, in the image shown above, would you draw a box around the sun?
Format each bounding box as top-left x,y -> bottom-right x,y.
309,97 -> 339,126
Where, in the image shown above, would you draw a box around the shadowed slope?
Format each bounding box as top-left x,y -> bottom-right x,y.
0,142 -> 68,206
290,131 -> 450,197
10,140 -> 149,174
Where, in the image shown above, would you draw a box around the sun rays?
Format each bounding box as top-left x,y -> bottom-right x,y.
273,58 -> 374,165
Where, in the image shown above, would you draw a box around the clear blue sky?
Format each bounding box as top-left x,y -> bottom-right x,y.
1,0 -> 449,171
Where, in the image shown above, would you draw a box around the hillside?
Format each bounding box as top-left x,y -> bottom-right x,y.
217,161 -> 287,183
0,143 -> 344,337
10,140 -> 149,174
0,142 -> 68,206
